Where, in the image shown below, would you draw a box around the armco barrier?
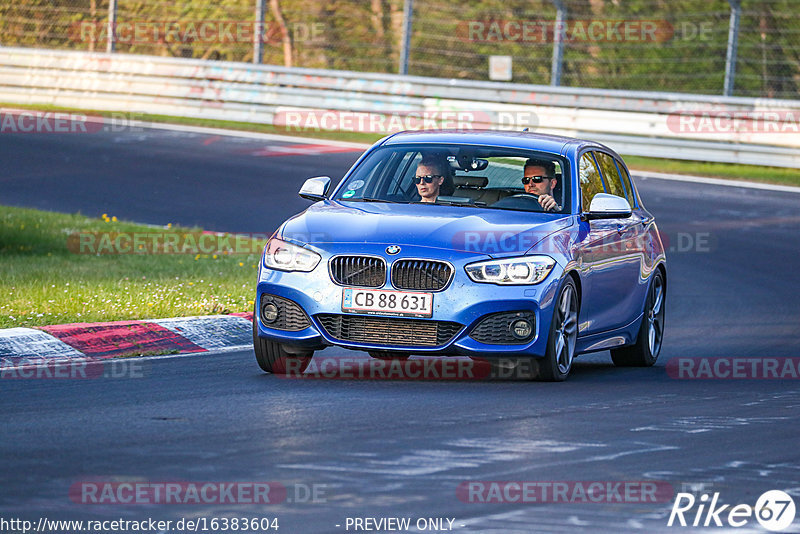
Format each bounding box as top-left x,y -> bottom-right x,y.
1,47 -> 799,168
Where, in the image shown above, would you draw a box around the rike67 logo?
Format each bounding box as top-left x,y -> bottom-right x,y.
668,490 -> 796,531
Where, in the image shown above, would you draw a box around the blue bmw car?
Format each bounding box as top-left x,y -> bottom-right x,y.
253,131 -> 666,381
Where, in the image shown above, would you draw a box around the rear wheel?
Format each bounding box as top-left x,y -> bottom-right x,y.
537,278 -> 579,381
611,270 -> 665,367
253,316 -> 313,374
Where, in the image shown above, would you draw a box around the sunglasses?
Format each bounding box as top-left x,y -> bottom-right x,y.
413,175 -> 443,184
522,176 -> 552,184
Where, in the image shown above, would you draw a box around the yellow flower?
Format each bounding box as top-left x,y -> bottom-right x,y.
238,262 -> 243,267
111,216 -> 118,222
167,223 -> 172,229
212,254 -> 218,259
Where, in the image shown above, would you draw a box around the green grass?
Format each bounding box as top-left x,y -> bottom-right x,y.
4,102 -> 799,185
623,155 -> 800,186
0,206 -> 265,328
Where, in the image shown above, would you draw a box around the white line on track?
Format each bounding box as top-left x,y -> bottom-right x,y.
630,169 -> 800,194
133,120 -> 373,149
138,345 -> 252,362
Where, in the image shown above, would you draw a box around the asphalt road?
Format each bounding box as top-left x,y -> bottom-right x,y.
1,126 -> 364,234
2,125 -> 800,533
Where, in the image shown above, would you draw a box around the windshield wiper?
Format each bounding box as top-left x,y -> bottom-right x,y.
342,197 -> 397,203
434,199 -> 487,208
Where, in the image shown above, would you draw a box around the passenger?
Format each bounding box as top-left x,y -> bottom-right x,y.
414,157 -> 449,203
522,158 -> 560,212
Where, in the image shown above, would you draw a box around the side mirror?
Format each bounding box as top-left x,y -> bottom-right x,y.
299,176 -> 331,201
583,193 -> 632,220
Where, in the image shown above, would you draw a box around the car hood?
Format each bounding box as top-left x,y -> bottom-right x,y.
280,200 -> 572,256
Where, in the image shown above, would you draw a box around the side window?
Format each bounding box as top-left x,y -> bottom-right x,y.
579,153 -> 604,210
593,151 -> 625,199
615,159 -> 637,208
384,151 -> 421,197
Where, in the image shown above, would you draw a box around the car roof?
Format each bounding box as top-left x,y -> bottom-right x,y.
380,129 -> 612,156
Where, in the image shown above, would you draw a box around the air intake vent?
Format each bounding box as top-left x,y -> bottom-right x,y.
329,256 -> 386,288
259,294 -> 311,331
316,314 -> 462,347
470,311 -> 536,345
391,260 -> 452,291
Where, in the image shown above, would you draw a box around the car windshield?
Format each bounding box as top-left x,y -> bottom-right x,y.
333,144 -> 570,213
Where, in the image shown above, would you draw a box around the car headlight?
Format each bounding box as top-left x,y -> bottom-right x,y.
465,255 -> 556,285
262,238 -> 321,272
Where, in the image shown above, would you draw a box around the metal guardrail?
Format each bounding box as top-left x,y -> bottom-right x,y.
1,47 -> 799,168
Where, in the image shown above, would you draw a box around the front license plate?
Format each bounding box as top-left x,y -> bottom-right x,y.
342,288 -> 433,318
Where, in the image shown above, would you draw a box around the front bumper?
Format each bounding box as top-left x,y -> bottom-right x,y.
254,245 -> 563,358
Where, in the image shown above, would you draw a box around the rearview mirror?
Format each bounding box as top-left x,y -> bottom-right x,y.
583,193 -> 632,220
448,155 -> 489,171
299,176 -> 331,201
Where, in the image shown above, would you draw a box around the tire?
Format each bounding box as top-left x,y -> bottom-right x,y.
252,315 -> 313,375
537,277 -> 579,381
611,270 -> 665,367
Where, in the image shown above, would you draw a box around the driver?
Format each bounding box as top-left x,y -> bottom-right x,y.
522,158 -> 560,212
414,156 -> 449,203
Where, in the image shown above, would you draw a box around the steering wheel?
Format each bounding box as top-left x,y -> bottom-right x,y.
494,193 -> 561,212
509,193 -> 540,200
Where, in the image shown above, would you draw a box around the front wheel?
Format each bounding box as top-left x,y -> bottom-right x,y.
611,270 -> 665,367
253,316 -> 313,374
537,278 -> 579,381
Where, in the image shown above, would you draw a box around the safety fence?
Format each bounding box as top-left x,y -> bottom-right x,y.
1,0 -> 798,98
1,47 -> 799,167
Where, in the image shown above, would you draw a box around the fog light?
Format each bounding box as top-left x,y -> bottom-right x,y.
261,302 -> 279,323
510,319 -> 533,340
